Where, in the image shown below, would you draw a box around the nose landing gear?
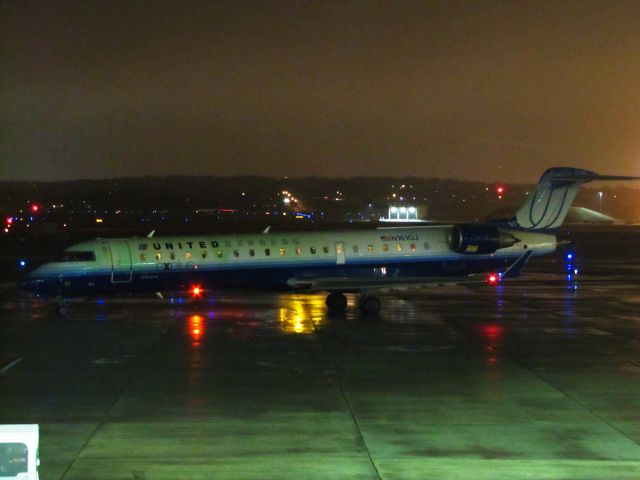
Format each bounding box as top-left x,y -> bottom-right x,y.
56,299 -> 70,316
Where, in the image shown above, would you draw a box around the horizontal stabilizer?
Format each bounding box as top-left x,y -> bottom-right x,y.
501,250 -> 533,278
546,171 -> 640,186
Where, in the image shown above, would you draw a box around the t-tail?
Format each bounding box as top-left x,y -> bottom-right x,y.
498,167 -> 640,230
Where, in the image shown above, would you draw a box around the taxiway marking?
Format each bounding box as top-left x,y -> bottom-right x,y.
0,357 -> 22,374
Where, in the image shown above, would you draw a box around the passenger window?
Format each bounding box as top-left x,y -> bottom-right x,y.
310,247 -> 316,254
233,250 -> 240,257
217,251 -> 223,258
56,251 -> 97,262
140,253 -> 146,261
368,245 -> 374,253
155,253 -> 161,261
249,249 -> 255,257
202,252 -> 207,259
265,248 -> 271,256
410,243 -> 416,252
295,247 -> 302,255
424,242 -> 430,250
323,246 -> 329,254
185,252 -> 192,260
170,252 -> 176,260
395,243 -> 402,252
382,244 -> 389,252
279,248 -> 286,256
352,245 -> 359,253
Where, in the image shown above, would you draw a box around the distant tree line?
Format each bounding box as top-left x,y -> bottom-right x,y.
1,176 -> 638,221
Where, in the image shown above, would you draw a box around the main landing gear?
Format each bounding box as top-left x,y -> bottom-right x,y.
358,296 -> 381,315
325,292 -> 381,315
325,292 -> 348,312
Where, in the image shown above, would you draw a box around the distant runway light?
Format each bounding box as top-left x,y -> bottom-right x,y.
19,260 -> 26,267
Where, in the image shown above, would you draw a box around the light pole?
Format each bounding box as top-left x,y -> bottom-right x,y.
598,191 -> 603,211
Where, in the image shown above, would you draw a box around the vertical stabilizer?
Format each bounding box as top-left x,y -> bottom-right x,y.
511,167 -> 639,230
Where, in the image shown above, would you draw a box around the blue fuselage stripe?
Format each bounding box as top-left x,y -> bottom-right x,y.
22,256 -> 516,297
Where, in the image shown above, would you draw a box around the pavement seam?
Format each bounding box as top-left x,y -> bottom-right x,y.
59,321 -> 173,479
518,360 -> 640,449
302,294 -> 383,480
464,291 -> 640,451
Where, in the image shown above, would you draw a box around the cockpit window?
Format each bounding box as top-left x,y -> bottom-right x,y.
56,251 -> 96,262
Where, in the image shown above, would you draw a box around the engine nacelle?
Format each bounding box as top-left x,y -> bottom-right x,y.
449,224 -> 519,255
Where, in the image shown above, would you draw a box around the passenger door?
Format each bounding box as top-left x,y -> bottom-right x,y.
109,240 -> 132,283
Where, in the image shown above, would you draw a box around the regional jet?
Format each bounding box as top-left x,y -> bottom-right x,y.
19,167 -> 640,315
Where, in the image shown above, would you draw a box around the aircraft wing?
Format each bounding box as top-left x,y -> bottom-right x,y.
288,274 -> 485,293
288,250 -> 533,293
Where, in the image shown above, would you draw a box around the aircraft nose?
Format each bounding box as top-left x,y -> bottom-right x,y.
17,267 -> 48,293
17,277 -> 37,294
17,271 -> 37,292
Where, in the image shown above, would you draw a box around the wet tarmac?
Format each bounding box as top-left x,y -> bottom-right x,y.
1,228 -> 640,479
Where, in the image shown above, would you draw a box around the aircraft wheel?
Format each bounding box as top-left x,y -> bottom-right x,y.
359,296 -> 381,315
326,292 -> 347,311
56,304 -> 70,316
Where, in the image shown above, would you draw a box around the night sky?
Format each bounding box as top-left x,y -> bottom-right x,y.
2,1 -> 640,182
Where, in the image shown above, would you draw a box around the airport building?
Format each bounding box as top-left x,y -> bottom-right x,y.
380,203 -> 427,222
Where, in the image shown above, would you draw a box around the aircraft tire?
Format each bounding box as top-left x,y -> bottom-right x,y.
326,292 -> 347,311
359,296 -> 381,315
